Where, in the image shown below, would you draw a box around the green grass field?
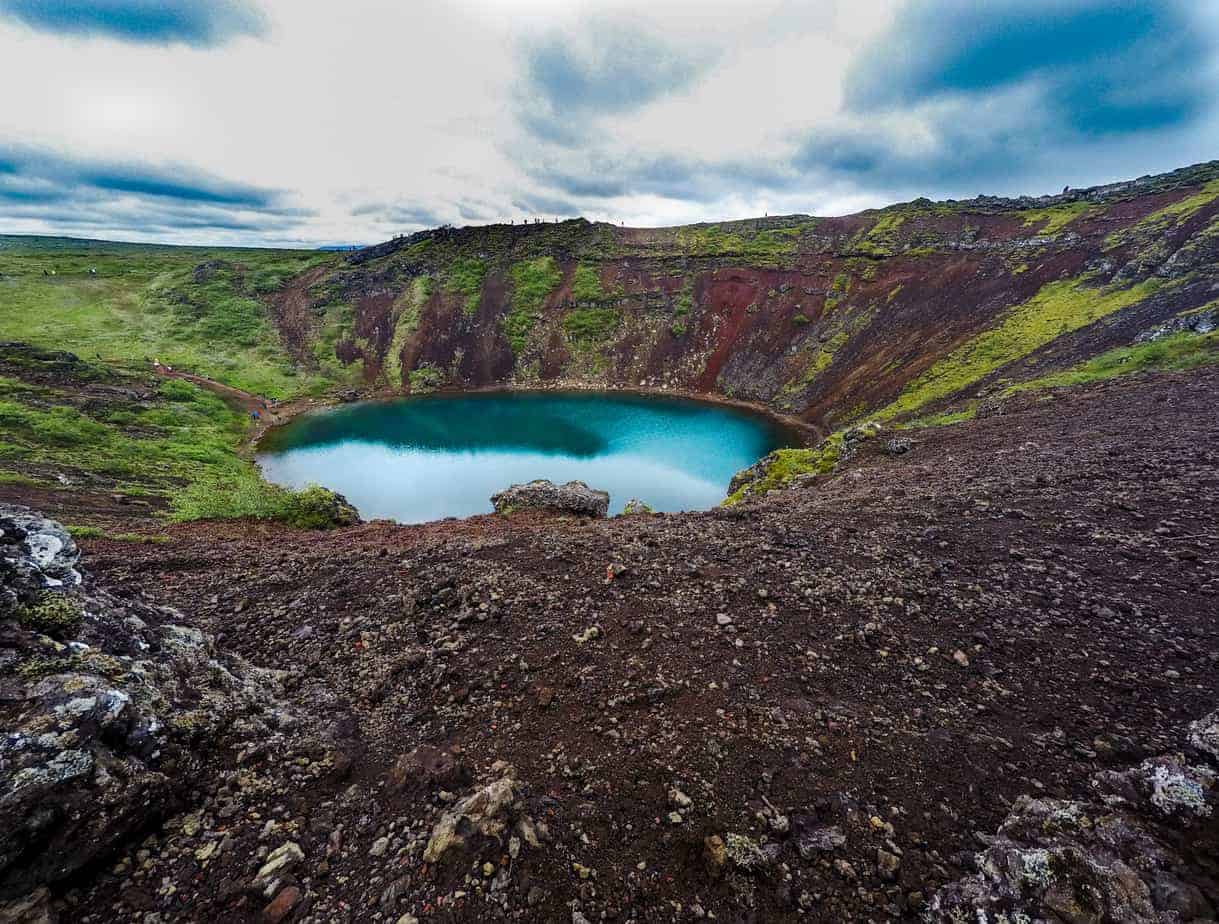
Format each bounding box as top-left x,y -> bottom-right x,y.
0,236 -> 358,526
0,235 -> 342,398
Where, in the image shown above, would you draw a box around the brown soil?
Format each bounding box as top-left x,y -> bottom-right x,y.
46,366 -> 1218,923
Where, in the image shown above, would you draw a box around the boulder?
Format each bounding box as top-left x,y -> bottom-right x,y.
490,480 -> 609,518
927,710 -> 1219,922
0,506 -> 295,902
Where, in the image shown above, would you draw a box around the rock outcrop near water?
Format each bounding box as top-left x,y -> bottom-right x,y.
0,506 -> 297,912
490,479 -> 610,517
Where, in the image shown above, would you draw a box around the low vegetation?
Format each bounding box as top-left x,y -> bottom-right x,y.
1004,329 -> 1219,394
505,257 -> 562,352
0,236 -> 338,398
877,275 -> 1162,420
445,257 -> 486,316
563,308 -> 621,345
570,263 -> 604,302
0,347 -> 354,527
723,433 -> 843,505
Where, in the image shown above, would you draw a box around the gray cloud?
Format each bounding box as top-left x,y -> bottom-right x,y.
516,0 -> 1219,215
0,0 -> 266,47
0,144 -> 309,239
517,19 -> 715,146
846,0 -> 1208,137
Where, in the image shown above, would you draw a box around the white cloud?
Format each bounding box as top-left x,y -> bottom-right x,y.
0,0 -> 1215,246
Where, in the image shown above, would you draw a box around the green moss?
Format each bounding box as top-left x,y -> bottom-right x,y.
672,224 -> 801,263
670,321 -> 687,337
172,472 -> 355,528
281,484 -> 359,529
571,263 -> 604,302
384,275 -> 432,386
18,591 -> 84,639
792,312 -> 810,326
408,364 -> 445,392
1003,330 -> 1219,394
505,256 -> 562,352
17,654 -> 77,681
851,211 -> 906,256
0,470 -> 41,487
445,258 -> 486,316
876,276 -> 1163,420
1020,202 -> 1095,235
67,525 -> 104,539
723,434 -> 843,505
1139,178 -> 1219,227
825,273 -> 852,312
674,282 -> 694,318
109,532 -> 170,544
563,308 -> 621,345
901,408 -> 977,429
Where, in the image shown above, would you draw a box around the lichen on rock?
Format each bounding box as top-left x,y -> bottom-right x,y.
0,505 -> 300,904
490,479 -> 609,518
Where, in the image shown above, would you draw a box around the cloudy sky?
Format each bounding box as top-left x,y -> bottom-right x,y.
1,0 -> 1218,247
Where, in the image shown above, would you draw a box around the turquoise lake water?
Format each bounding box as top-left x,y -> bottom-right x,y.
256,391 -> 798,523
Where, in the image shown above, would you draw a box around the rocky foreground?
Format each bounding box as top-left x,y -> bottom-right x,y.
2,367 -> 1218,923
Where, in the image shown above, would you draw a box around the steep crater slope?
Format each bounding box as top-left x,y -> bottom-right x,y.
294,161 -> 1219,432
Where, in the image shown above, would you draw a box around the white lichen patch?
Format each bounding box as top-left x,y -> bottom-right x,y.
1020,848 -> 1054,887
1148,763 -> 1214,817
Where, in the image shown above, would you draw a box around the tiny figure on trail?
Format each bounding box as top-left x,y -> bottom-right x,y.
251,409 -> 261,421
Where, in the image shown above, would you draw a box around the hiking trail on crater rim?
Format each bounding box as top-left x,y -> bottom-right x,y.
0,160 -> 1218,922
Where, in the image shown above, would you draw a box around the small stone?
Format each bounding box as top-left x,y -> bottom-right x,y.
572,626 -> 601,645
834,858 -> 857,880
877,848 -> 901,881
704,835 -> 727,870
262,885 -> 301,924
716,614 -> 733,627
369,836 -> 390,858
952,649 -> 970,667
254,842 -> 304,894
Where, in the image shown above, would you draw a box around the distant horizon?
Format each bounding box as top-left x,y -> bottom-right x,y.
4,151 -> 1217,252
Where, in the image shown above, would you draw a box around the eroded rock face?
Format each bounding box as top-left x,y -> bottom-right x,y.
0,506 -> 293,901
490,480 -> 609,518
927,721 -> 1219,922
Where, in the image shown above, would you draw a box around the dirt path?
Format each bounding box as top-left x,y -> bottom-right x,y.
151,363 -> 318,448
